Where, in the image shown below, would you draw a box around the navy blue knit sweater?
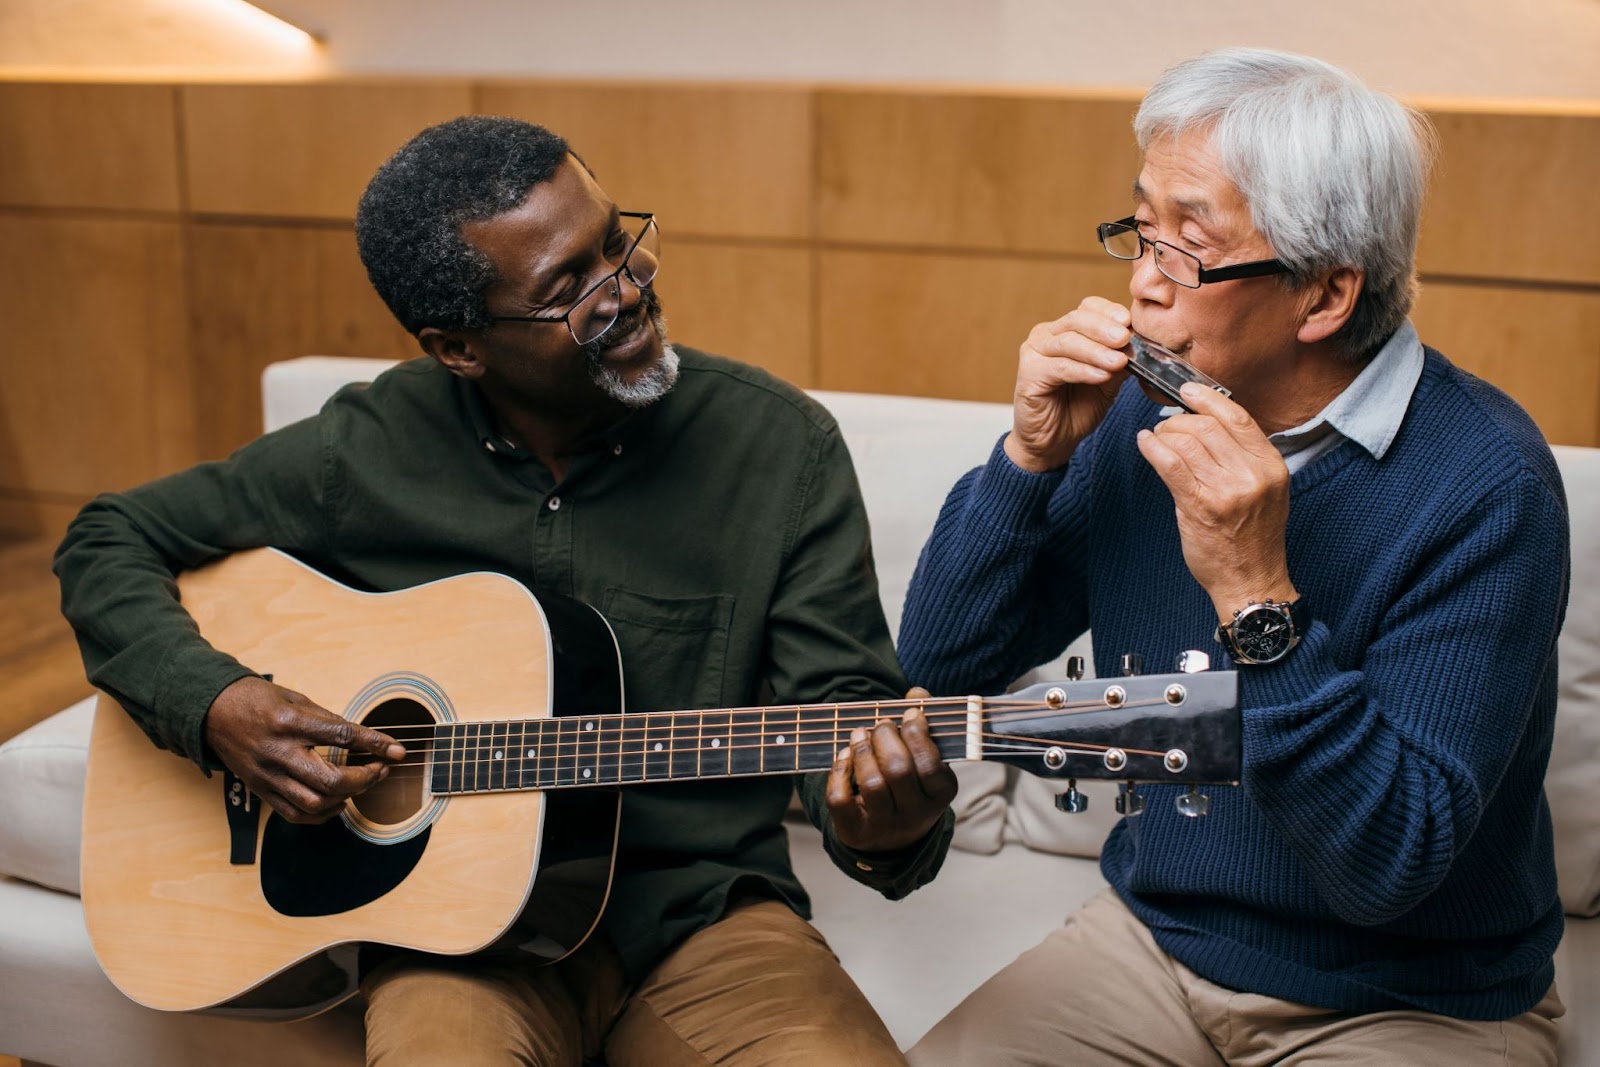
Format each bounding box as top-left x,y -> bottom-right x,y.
899,350 -> 1569,1020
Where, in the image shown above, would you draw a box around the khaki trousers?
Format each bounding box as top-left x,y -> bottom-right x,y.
909,888 -> 1564,1067
363,898 -> 906,1067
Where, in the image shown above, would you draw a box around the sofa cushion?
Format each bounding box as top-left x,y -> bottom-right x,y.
0,696 -> 95,895
1550,445 -> 1600,917
809,390 -> 1017,854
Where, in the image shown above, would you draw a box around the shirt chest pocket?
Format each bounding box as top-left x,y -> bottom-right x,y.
600,588 -> 736,712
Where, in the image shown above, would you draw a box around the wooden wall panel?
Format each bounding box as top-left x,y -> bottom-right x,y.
187,223 -> 418,459
182,82 -> 473,219
0,492 -> 90,544
1411,280 -> 1600,447
0,83 -> 181,212
819,249 -> 1130,400
0,215 -> 188,498
1418,106 -> 1600,287
817,90 -> 1142,253
476,82 -> 813,240
653,239 -> 813,386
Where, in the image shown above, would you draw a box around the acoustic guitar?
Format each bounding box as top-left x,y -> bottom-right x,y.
80,548 -> 1239,1018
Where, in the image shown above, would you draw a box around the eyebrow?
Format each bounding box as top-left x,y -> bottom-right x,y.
1130,180 -> 1217,228
529,204 -> 622,301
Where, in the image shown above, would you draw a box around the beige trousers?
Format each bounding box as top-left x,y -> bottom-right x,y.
910,888 -> 1564,1067
362,898 -> 906,1067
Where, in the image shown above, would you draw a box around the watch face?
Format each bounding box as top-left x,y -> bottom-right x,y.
1231,604 -> 1296,663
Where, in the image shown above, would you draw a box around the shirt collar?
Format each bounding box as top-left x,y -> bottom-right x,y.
1155,320 -> 1424,463
455,373 -> 662,462
1271,320 -> 1424,461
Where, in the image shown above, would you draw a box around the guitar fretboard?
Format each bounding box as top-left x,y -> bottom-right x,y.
427,703 -> 972,794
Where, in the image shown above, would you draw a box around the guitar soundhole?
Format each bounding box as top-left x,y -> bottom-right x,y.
350,697 -> 434,827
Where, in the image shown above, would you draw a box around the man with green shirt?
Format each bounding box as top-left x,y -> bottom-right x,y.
55,116 -> 956,1066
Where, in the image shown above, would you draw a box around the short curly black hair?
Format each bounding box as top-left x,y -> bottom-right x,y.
355,116 -> 571,335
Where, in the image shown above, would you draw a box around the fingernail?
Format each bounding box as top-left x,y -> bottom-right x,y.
836,745 -> 851,762
851,727 -> 867,744
1180,381 -> 1202,399
904,706 -> 923,723
1137,429 -> 1152,441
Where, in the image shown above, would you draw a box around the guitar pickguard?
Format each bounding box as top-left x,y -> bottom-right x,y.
259,816 -> 430,917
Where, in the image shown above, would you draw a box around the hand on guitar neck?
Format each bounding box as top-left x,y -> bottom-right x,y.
204,676 -> 409,825
825,687 -> 959,854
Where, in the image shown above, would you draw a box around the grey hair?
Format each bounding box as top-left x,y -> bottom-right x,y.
1134,49 -> 1435,360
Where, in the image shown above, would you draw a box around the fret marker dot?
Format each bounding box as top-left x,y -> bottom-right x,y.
582,768 -> 592,779
585,721 -> 595,731
527,749 -> 537,759
654,742 -> 664,752
494,750 -> 504,760
776,735 -> 786,745
711,738 -> 721,748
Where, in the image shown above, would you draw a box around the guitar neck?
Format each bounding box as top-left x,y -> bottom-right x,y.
427,699 -> 978,795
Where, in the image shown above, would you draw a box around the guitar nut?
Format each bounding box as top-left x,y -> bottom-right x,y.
1103,748 -> 1128,772
1104,685 -> 1126,708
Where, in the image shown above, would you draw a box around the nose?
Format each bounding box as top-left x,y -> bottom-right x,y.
1127,245 -> 1175,310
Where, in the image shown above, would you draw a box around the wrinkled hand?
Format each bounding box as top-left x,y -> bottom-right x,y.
1135,382 -> 1298,622
204,676 -> 406,824
826,687 -> 958,854
1005,297 -> 1133,473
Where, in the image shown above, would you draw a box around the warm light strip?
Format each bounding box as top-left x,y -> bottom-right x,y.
231,0 -> 325,46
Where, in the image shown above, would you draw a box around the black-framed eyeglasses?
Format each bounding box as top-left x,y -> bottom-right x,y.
1096,216 -> 1289,289
489,211 -> 660,345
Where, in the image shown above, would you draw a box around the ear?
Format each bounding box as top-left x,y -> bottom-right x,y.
1296,267 -> 1364,346
418,327 -> 486,381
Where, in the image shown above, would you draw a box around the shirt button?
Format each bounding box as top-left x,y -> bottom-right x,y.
547,496 -> 561,511
855,861 -> 874,872
612,444 -> 623,457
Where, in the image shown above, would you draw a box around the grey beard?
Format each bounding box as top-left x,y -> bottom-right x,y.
583,307 -> 679,409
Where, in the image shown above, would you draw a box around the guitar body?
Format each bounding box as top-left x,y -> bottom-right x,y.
80,548 -> 623,1016
79,548 -> 1244,1020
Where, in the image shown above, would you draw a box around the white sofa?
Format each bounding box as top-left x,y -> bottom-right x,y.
2,356 -> 1596,1066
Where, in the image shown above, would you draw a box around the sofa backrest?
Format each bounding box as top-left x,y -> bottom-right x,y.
261,357 -> 1599,916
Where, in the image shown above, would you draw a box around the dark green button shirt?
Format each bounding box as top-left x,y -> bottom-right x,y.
55,348 -> 953,979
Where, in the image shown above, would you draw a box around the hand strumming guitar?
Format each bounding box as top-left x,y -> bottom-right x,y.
825,687 -> 959,854
204,676 -> 407,825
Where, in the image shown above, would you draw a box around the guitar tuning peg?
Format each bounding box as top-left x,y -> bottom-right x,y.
1175,787 -> 1211,818
1066,655 -> 1085,681
1176,650 -> 1211,673
1115,782 -> 1145,816
1054,780 -> 1089,814
1120,653 -> 1144,677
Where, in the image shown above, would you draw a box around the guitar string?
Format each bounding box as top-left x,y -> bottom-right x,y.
346,727 -> 1175,792
327,697 -> 1183,775
350,690 -> 1154,735
352,693 -> 1166,741
358,724 -> 1178,787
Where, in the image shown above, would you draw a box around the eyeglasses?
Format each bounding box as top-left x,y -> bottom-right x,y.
1096,216 -> 1289,289
490,211 -> 660,345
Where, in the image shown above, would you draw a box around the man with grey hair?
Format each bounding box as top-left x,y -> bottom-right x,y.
900,49 -> 1568,1064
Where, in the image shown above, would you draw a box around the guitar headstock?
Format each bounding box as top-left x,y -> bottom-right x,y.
982,669 -> 1239,785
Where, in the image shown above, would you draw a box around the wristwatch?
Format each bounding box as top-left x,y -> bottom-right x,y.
1215,598 -> 1310,665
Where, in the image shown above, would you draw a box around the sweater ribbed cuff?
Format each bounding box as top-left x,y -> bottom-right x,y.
963,436 -> 1069,550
